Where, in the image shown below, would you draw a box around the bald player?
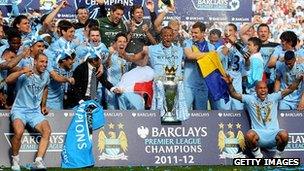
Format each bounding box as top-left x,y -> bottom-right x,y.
223,75 -> 302,158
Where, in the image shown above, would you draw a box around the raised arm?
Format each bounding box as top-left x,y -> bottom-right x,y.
154,12 -> 166,34
49,70 -> 74,84
96,0 -> 107,18
154,5 -> 175,33
119,46 -> 148,64
267,55 -> 278,68
0,48 -> 29,70
274,75 -> 281,92
184,46 -> 206,60
281,77 -> 302,98
43,0 -> 68,28
142,24 -> 157,45
297,57 -> 304,64
222,75 -> 243,101
5,67 -> 31,84
146,0 -> 156,24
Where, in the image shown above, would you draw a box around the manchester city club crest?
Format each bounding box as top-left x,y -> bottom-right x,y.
218,123 -> 246,159
98,122 -> 128,160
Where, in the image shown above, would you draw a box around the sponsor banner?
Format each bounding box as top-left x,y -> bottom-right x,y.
0,110 -> 72,167
165,0 -> 252,22
0,0 -> 143,19
278,111 -> 304,158
0,110 -> 303,167
4,132 -> 65,152
94,110 -> 248,166
0,0 -> 251,21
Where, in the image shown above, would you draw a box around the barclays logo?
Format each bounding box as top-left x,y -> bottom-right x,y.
64,112 -> 69,117
0,112 -> 9,117
280,112 -> 303,118
191,0 -> 240,11
0,0 -> 9,5
191,112 -> 209,117
286,133 -> 304,151
132,113 -> 136,117
4,132 -> 66,152
137,126 -> 149,139
131,112 -> 157,117
136,112 -> 157,117
105,112 -> 123,117
231,17 -> 250,22
63,112 -> 74,117
218,112 -> 241,117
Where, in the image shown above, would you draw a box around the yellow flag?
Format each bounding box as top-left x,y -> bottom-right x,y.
193,46 -> 226,77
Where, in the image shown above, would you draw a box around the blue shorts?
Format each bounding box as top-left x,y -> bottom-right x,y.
253,128 -> 283,149
10,108 -> 45,128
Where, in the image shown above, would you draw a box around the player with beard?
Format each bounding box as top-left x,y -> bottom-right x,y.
107,33 -> 153,110
74,7 -> 89,29
96,1 -> 126,47
125,3 -> 157,54
106,33 -> 132,109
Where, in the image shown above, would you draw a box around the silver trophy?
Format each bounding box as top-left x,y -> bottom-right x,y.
162,66 -> 179,122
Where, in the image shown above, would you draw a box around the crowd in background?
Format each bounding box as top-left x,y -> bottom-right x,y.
253,0 -> 304,43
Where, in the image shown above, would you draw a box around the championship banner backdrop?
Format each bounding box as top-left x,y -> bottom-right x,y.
0,0 -> 252,22
0,110 -> 73,167
0,110 -> 303,167
162,0 -> 252,22
0,0 -> 144,19
93,110 -> 250,166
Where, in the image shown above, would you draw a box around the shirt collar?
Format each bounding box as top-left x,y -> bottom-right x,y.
88,62 -> 95,70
